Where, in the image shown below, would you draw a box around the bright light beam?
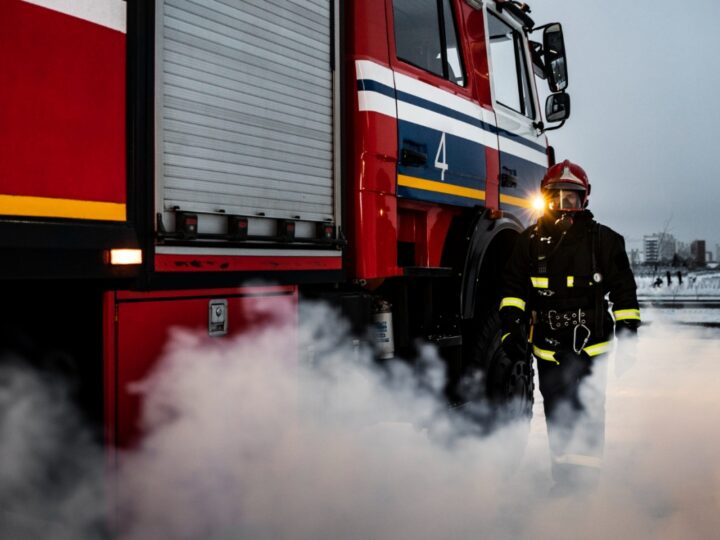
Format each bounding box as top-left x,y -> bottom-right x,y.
531,194 -> 546,214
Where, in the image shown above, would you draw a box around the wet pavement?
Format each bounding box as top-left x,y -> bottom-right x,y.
525,311 -> 720,537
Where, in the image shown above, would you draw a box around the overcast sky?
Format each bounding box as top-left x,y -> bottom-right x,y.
529,0 -> 720,254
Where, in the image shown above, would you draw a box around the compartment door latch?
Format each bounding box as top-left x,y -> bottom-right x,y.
209,299 -> 228,336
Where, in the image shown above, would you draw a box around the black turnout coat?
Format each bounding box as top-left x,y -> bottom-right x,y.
499,211 -> 640,363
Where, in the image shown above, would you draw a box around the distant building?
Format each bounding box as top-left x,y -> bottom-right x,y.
643,236 -> 659,263
628,248 -> 641,266
716,244 -> 720,264
677,241 -> 691,259
691,240 -> 706,265
660,233 -> 677,261
643,233 -> 676,263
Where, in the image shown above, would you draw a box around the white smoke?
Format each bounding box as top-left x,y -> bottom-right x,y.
0,360 -> 105,540
115,301 -> 532,540
1,303 -> 720,539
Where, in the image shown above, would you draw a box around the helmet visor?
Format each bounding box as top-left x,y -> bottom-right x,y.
547,189 -> 583,211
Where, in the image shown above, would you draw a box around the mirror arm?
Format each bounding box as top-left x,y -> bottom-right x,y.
531,23 -> 553,33
530,40 -> 547,77
543,120 -> 566,132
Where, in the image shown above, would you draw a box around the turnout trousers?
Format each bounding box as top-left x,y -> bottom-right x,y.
536,349 -> 609,486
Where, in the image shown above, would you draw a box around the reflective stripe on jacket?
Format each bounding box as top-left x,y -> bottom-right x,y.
499,211 -> 640,350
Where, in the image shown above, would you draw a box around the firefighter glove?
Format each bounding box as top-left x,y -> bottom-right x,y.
501,327 -> 528,363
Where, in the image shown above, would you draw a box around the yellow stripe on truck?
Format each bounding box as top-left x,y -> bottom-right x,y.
0,194 -> 126,222
397,175 -> 534,209
398,175 -> 486,201
499,193 -> 532,208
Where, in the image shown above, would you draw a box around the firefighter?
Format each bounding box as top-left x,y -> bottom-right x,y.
499,160 -> 640,492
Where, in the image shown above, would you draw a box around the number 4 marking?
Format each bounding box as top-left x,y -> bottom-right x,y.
435,132 -> 448,181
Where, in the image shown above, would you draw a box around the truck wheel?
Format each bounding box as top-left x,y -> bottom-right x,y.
457,310 -> 534,430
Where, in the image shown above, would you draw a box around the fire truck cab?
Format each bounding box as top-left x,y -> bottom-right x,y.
0,0 -> 570,445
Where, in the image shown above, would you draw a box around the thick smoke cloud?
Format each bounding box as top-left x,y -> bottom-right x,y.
1,302 -> 720,539
0,361 -> 104,539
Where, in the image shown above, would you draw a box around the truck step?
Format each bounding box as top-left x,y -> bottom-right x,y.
427,334 -> 463,348
403,266 -> 455,278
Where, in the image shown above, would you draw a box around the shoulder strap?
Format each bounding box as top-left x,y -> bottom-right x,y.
591,221 -> 605,337
532,222 -> 568,275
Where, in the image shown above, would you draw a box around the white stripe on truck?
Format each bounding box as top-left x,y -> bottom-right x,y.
23,0 -> 126,33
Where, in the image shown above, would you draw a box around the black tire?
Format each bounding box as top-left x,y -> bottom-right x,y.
455,310 -> 534,431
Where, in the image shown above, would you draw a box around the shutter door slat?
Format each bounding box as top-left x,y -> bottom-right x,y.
165,167 -> 333,197
247,0 -> 329,34
164,72 -> 331,127
163,120 -> 332,162
164,131 -> 332,171
164,48 -> 330,108
164,97 -> 331,148
165,155 -> 331,189
164,143 -> 332,179
163,112 -> 331,155
164,8 -> 329,76
170,1 -> 329,62
163,31 -> 330,91
167,178 -> 332,205
164,189 -> 331,217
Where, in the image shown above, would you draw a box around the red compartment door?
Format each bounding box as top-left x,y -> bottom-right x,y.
105,286 -> 298,448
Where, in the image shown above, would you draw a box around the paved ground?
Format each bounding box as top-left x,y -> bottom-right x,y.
525,313 -> 720,538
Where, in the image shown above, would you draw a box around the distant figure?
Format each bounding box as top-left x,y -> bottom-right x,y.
653,277 -> 663,288
677,270 -> 683,286
690,276 -> 697,288
666,270 -> 672,286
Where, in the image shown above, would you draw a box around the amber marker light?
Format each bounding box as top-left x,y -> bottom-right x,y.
108,249 -> 143,265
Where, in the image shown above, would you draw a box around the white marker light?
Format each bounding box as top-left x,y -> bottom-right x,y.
109,249 -> 142,265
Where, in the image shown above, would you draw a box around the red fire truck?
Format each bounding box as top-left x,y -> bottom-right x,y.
0,0 -> 571,446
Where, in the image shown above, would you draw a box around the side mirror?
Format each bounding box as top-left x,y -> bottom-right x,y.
543,23 -> 568,92
545,92 -> 570,124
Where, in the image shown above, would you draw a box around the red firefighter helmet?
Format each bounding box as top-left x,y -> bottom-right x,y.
541,159 -> 591,212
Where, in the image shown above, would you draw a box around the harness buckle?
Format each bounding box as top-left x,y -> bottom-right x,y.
538,289 -> 555,297
544,308 -> 589,332
572,309 -> 591,354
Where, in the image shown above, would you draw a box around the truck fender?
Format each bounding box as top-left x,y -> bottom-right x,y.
460,212 -> 523,320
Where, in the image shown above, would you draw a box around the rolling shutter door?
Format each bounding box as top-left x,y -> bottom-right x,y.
157,0 -> 334,223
